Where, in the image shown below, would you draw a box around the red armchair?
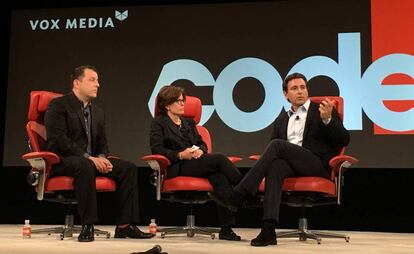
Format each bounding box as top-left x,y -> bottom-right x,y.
142,96 -> 242,239
22,91 -> 114,240
252,96 -> 358,244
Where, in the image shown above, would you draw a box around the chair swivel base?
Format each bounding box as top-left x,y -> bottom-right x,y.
277,218 -> 350,244
31,215 -> 111,240
159,215 -> 219,239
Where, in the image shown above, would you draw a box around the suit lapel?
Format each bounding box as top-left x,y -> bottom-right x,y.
68,93 -> 87,134
163,115 -> 195,144
303,102 -> 318,139
91,104 -> 98,148
181,118 -> 195,144
280,112 -> 289,140
163,115 -> 184,140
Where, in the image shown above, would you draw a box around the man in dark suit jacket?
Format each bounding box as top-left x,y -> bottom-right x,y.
209,72 -> 350,246
45,65 -> 153,242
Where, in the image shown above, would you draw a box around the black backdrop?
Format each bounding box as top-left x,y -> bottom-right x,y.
3,0 -> 412,169
1,0 -> 414,234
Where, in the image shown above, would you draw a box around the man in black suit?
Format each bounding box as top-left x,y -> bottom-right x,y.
45,65 -> 153,242
209,72 -> 350,246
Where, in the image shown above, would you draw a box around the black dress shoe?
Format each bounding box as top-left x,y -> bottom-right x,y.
250,228 -> 277,247
208,190 -> 244,212
219,228 -> 241,241
78,224 -> 94,242
114,225 -> 154,239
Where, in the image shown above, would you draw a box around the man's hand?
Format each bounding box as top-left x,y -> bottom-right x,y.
319,98 -> 334,121
88,156 -> 113,173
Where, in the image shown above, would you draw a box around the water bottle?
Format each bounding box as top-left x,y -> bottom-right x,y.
22,219 -> 32,238
149,219 -> 157,235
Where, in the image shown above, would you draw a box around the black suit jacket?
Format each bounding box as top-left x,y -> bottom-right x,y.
271,101 -> 350,169
150,114 -> 208,178
44,92 -> 109,158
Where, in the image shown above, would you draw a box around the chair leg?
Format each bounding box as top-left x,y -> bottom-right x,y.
277,230 -> 302,238
159,215 -> 219,239
277,217 -> 349,244
31,214 -> 111,240
31,214 -> 76,239
310,230 -> 350,242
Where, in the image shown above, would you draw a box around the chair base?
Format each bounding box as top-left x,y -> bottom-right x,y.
277,218 -> 350,244
31,214 -> 111,240
159,215 -> 219,239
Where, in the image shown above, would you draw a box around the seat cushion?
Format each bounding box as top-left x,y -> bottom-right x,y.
259,176 -> 336,196
162,176 -> 213,192
44,176 -> 116,192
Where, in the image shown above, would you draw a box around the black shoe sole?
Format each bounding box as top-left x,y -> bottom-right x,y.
114,234 -> 154,239
78,238 -> 94,242
250,239 -> 277,246
219,234 -> 241,241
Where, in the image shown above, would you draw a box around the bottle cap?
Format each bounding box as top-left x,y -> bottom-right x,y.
25,219 -> 30,224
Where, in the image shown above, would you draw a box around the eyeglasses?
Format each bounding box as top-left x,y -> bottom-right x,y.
175,99 -> 185,104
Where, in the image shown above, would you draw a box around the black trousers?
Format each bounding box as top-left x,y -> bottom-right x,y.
175,153 -> 242,228
51,156 -> 139,225
235,139 -> 329,223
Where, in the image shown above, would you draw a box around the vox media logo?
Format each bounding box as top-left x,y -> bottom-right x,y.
29,10 -> 128,31
115,10 -> 128,21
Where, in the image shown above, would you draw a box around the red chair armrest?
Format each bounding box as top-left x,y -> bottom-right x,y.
142,154 -> 171,175
142,154 -> 171,201
329,155 -> 358,168
227,156 -> 242,164
329,155 -> 358,174
22,151 -> 60,165
249,154 -> 261,161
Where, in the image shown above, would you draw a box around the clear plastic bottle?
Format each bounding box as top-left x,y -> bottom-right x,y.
149,219 -> 157,235
22,219 -> 32,238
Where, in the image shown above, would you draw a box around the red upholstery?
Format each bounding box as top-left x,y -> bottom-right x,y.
182,96 -> 202,125
23,91 -> 116,196
163,176 -> 213,192
45,176 -> 116,192
26,91 -> 62,153
259,177 -> 336,196
27,91 -> 62,123
196,126 -> 212,153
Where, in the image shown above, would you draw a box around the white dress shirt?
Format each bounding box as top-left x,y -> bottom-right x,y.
286,99 -> 332,146
287,99 -> 311,146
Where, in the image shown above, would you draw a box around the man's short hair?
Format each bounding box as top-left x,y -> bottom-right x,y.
70,65 -> 98,84
282,72 -> 308,92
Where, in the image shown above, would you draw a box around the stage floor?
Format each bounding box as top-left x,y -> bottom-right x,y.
1,224 -> 413,254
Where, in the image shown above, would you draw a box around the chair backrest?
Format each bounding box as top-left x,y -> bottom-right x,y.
155,95 -> 212,153
26,91 -> 63,152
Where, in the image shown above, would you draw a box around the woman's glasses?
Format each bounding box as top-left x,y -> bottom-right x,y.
175,99 -> 185,104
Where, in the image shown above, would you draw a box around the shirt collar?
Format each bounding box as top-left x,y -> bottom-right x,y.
72,92 -> 91,109
287,99 -> 311,117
